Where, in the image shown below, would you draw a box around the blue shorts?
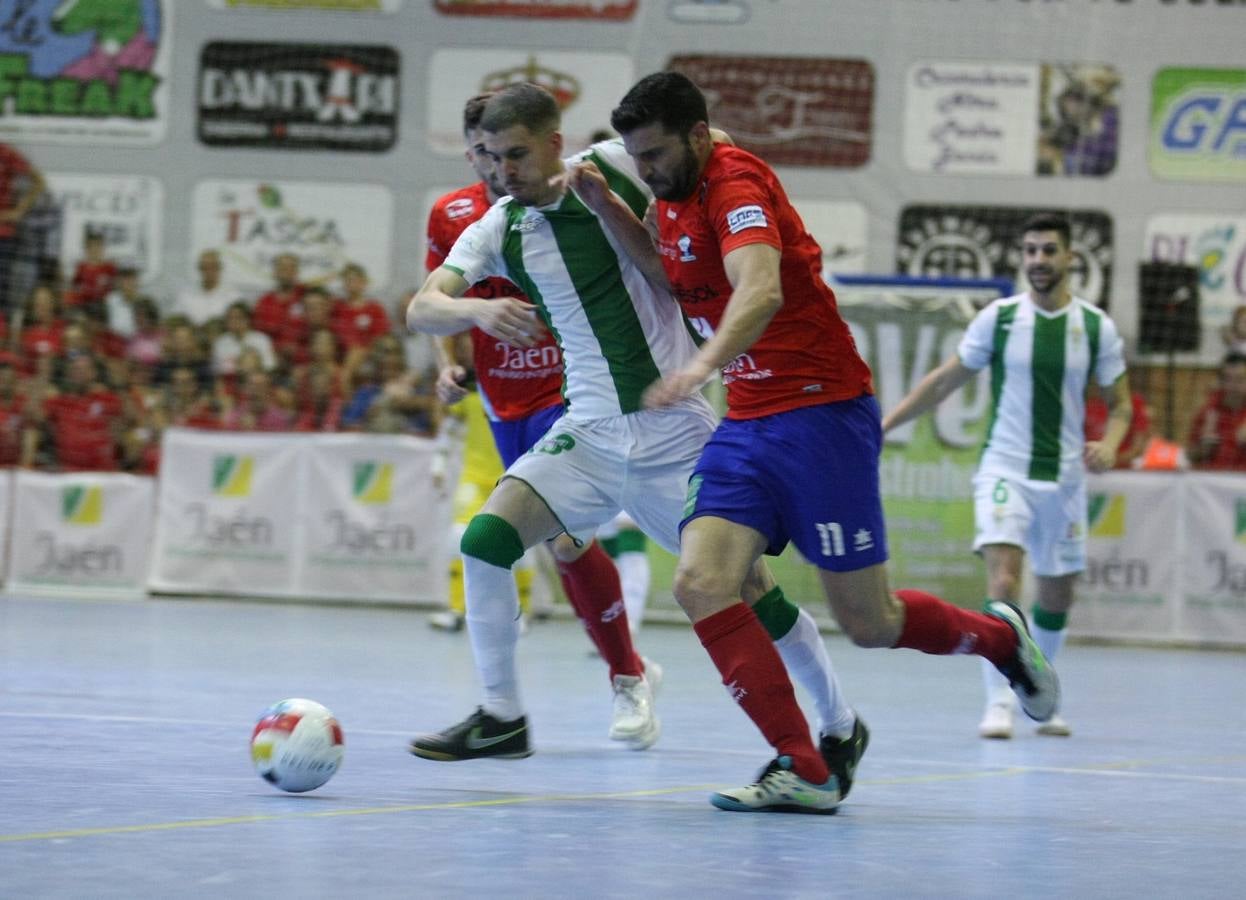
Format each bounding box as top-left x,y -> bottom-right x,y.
489,403 -> 565,468
682,395 -> 889,572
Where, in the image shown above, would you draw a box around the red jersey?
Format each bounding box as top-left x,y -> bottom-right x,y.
43,389 -> 124,471
67,260 -> 117,307
656,145 -> 872,420
0,393 -> 25,465
21,322 -> 64,373
1187,392 -> 1246,470
331,299 -> 391,349
426,182 -> 563,422
253,287 -> 307,358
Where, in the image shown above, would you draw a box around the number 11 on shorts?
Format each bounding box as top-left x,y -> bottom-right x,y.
815,521 -> 845,557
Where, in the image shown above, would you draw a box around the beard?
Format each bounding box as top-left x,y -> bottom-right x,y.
646,140 -> 701,201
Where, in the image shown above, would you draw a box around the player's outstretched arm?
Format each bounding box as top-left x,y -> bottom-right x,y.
407,267 -> 542,348
881,354 -> 978,433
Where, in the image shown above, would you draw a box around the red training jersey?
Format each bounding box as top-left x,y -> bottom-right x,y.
426,181 -> 563,422
656,144 -> 872,420
253,287 -> 307,359
331,298 -> 391,350
43,389 -> 124,471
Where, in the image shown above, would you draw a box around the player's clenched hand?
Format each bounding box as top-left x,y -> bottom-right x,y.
436,365 -> 470,405
642,360 -> 716,409
563,161 -> 612,214
474,297 -> 544,347
1083,440 -> 1115,473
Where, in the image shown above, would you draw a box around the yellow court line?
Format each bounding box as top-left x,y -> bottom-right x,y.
5,754 -> 1245,845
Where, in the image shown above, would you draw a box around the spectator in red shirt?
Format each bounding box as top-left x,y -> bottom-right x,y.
1086,389 -> 1151,469
287,285 -> 341,368
0,352 -> 29,466
332,262 -> 391,366
1187,352 -> 1246,470
295,364 -> 343,433
0,143 -> 47,315
292,326 -> 345,401
30,353 -> 125,471
18,283 -> 65,376
65,227 -> 117,320
218,369 -> 294,432
252,252 -> 306,364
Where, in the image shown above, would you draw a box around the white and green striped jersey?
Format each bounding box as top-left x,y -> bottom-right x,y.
958,293 -> 1126,483
443,140 -> 699,421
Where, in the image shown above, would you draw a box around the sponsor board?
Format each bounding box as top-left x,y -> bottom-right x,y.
790,199 -> 867,277
433,0 -> 636,18
897,204 -> 1114,309
198,42 -> 399,152
904,61 -> 1119,177
1150,68 -> 1246,182
191,179 -> 393,293
666,0 -> 752,24
47,173 -> 164,279
1144,213 -> 1246,363
1180,474 -> 1246,646
426,49 -> 633,155
0,0 -> 171,144
6,471 -> 155,596
668,54 -> 873,168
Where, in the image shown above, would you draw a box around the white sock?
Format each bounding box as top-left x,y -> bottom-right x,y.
981,656 -> 1014,709
614,552 -> 650,635
463,554 -> 524,720
774,608 -> 854,739
1031,622 -> 1067,664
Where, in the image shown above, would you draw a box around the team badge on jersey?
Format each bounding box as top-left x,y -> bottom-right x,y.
726,204 -> 767,234
677,234 -> 696,261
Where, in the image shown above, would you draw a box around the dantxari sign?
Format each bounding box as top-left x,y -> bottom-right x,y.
0,0 -> 170,144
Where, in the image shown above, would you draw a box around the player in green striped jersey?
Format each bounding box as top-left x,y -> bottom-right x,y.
882,212 -> 1133,740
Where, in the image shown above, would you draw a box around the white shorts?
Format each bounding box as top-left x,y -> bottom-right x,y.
503,396 -> 717,554
972,472 -> 1086,577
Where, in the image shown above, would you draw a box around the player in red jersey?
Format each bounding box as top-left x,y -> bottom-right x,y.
425,94 -> 659,749
604,71 -> 1060,811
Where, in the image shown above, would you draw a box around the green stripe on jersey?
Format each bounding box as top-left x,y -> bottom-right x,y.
1085,305 -> 1101,383
984,301 -> 1019,458
1029,313 -> 1067,481
499,204 -> 569,408
545,191 -> 662,412
588,150 -> 649,219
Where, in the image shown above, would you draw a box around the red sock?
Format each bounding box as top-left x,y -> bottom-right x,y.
693,604 -> 828,784
557,542 -> 642,680
894,588 -> 1016,667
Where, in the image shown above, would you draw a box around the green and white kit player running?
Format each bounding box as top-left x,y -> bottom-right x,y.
883,211 -> 1132,739
405,83 -> 865,806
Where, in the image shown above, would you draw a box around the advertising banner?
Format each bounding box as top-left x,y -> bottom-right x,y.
1072,472 -> 1181,643
47,173 -> 164,279
897,204 -> 1114,309
1144,212 -> 1246,364
0,469 -> 10,586
149,429 -> 305,596
1150,67 -> 1246,182
839,282 -> 999,605
6,471 -> 155,597
1179,474 -> 1246,647
198,42 -> 399,152
668,54 -> 873,168
904,61 -> 1119,177
296,435 -> 450,604
426,49 -> 633,155
0,0 -> 171,144
190,178 -> 394,294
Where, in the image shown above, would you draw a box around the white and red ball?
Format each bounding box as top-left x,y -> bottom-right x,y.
250,698 -> 344,793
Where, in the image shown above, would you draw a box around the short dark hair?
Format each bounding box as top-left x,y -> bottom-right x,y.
480,83 -> 560,135
1223,352 -> 1246,370
1020,212 -> 1072,247
462,92 -> 494,135
611,71 -> 708,137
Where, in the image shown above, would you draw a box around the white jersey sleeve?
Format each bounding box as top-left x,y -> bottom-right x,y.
957,300 -> 1003,371
442,201 -> 509,285
1095,311 -> 1127,387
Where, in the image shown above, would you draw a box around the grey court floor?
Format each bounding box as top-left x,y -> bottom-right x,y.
1,594 -> 1244,899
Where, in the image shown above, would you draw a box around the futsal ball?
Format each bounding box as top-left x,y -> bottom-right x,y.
250,698 -> 344,793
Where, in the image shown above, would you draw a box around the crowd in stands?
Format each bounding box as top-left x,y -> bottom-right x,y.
1,236 -> 440,475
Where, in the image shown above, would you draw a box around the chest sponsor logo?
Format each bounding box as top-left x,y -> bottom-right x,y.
677,234 -> 696,261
